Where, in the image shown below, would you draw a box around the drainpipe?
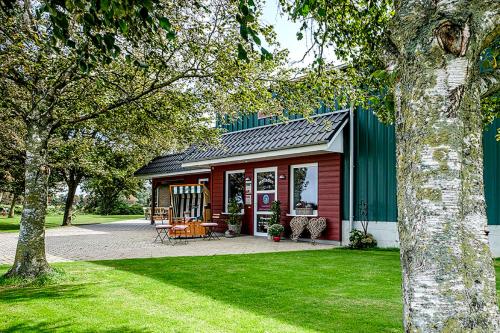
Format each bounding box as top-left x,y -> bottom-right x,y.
348,104 -> 355,239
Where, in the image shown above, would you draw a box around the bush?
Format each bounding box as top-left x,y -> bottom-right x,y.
46,206 -> 63,215
268,224 -> 284,237
227,198 -> 242,225
91,202 -> 143,215
349,229 -> 377,249
269,200 -> 281,226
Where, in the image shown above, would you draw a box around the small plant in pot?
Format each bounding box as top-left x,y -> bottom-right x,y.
268,224 -> 284,242
295,201 -> 313,215
267,200 -> 281,240
225,198 -> 242,237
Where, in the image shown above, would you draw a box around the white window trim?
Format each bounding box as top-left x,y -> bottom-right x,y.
198,177 -> 209,185
290,162 -> 319,216
254,166 -> 278,237
225,169 -> 245,213
155,187 -> 159,207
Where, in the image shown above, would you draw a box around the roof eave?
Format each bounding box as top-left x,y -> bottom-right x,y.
134,168 -> 211,180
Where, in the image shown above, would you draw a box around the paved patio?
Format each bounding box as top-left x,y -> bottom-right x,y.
0,219 -> 337,264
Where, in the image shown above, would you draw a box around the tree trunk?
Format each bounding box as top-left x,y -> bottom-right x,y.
8,194 -> 17,218
62,172 -> 82,226
5,123 -> 51,278
393,10 -> 500,331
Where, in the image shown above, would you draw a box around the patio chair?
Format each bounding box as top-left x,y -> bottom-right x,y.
200,222 -> 219,240
171,224 -> 189,245
154,224 -> 173,244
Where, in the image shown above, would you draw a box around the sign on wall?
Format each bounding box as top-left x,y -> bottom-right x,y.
245,178 -> 252,194
245,194 -> 252,205
257,193 -> 274,211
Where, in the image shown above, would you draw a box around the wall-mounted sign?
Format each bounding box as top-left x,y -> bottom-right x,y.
245,194 -> 252,205
257,193 -> 274,211
245,179 -> 252,194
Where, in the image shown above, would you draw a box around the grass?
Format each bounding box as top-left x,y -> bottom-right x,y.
1,249 -> 499,333
0,214 -> 143,232
0,249 -> 400,332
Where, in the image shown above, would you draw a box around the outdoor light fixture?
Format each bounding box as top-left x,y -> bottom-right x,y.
279,174 -> 286,180
245,177 -> 251,181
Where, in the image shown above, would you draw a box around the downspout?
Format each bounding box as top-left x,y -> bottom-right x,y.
348,104 -> 355,239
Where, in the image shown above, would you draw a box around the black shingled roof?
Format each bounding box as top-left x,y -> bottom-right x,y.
134,150 -> 199,177
135,111 -> 348,177
184,111 -> 348,162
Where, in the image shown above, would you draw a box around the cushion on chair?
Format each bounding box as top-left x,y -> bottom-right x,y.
173,225 -> 188,230
200,223 -> 218,227
155,224 -> 173,229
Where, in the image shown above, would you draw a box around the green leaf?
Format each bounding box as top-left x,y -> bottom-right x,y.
237,43 -> 248,60
100,0 -> 110,11
159,17 -> 171,30
166,31 -> 176,40
296,32 -> 303,40
240,25 -> 248,41
119,20 -> 128,34
260,47 -> 272,61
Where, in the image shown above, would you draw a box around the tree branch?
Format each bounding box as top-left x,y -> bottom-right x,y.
56,70 -> 210,128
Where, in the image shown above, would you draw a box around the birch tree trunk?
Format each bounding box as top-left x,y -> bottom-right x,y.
5,121 -> 51,278
392,1 -> 500,331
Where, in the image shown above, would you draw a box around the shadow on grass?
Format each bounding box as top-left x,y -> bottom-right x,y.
2,321 -> 151,333
0,283 -> 92,303
94,249 -> 403,333
0,223 -> 19,232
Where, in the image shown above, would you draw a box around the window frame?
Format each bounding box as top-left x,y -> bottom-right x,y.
224,169 -> 245,214
289,162 -> 319,216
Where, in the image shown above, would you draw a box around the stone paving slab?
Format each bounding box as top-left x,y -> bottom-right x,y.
0,219 -> 336,264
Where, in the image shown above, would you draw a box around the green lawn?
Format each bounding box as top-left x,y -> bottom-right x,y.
0,214 -> 143,232
1,249 -> 499,333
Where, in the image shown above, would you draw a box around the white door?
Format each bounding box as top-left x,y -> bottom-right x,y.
254,167 -> 277,236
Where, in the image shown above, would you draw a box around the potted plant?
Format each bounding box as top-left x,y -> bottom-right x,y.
225,198 -> 242,237
268,224 -> 284,242
267,200 -> 281,239
295,201 -> 313,215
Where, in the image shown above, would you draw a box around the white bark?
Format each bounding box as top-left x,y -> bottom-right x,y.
391,1 -> 500,331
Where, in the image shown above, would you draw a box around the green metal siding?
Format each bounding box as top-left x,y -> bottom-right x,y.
341,108 -> 397,222
342,114 -> 500,225
484,119 -> 500,225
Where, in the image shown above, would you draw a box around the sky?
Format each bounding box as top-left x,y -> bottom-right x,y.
261,0 -> 339,67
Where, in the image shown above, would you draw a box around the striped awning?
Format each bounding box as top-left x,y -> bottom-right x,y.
172,185 -> 203,195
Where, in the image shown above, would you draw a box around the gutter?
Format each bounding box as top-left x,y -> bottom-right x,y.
348,104 -> 355,240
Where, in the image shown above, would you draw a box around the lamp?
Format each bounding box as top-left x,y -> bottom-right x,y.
279,174 -> 286,180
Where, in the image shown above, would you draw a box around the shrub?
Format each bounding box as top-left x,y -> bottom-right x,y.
268,224 -> 284,237
227,198 -> 242,225
269,200 -> 281,226
92,202 -> 144,215
349,229 -> 377,249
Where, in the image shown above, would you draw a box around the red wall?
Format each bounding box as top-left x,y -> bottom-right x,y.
210,153 -> 342,241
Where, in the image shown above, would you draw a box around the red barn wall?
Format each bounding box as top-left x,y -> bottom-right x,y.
210,153 -> 342,241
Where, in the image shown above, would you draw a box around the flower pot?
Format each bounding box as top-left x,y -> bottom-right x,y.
227,223 -> 241,236
296,207 -> 313,215
273,236 -> 281,242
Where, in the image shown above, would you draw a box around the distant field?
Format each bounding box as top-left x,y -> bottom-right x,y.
0,214 -> 143,232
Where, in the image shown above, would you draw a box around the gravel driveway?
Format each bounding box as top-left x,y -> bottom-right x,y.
0,219 -> 336,264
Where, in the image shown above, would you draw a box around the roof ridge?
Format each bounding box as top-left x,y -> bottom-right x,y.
220,109 -> 349,136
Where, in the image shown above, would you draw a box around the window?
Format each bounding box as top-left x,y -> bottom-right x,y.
198,178 -> 209,187
225,170 -> 245,213
290,163 -> 318,215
